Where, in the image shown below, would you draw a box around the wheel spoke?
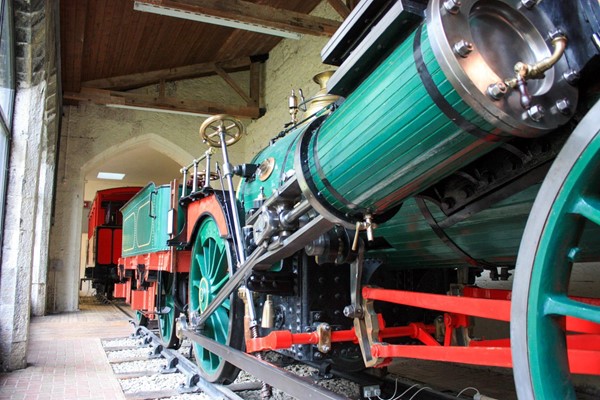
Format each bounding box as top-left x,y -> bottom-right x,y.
195,253 -> 205,275
210,250 -> 226,285
222,298 -> 230,311
191,279 -> 201,289
209,241 -> 218,279
544,295 -> 600,324
572,196 -> 600,226
212,275 -> 228,292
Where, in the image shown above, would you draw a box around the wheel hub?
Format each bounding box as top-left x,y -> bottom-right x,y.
199,277 -> 212,312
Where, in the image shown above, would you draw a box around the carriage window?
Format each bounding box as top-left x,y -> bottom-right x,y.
0,0 -> 14,125
0,0 -> 15,255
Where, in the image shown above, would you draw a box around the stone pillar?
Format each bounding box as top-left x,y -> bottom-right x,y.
0,0 -> 59,371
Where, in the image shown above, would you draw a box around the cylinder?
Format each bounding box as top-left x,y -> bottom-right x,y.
296,0 -> 577,224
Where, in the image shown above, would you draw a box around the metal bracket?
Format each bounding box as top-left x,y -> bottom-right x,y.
344,240 -> 385,367
317,323 -> 332,353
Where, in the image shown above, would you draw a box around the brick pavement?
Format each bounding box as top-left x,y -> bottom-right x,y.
0,299 -> 132,400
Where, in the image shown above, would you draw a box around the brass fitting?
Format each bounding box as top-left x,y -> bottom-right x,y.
505,34 -> 567,89
352,214 -> 376,251
260,295 -> 274,329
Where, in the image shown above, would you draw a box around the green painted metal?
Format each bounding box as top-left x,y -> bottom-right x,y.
305,26 -> 500,218
238,124 -> 309,211
157,273 -> 179,349
136,311 -> 148,327
525,123 -> 600,398
369,185 -> 540,268
189,217 -> 242,383
121,183 -> 172,257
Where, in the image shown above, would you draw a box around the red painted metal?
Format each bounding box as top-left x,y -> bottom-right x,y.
125,278 -> 132,304
462,286 -> 512,300
461,287 -> 600,333
370,343 -> 600,374
469,335 -> 600,351
87,187 -> 142,238
245,322 -> 437,353
371,343 -> 513,367
120,250 -> 191,273
113,283 -> 128,299
362,287 -> 511,321
186,195 -> 229,241
361,286 -> 600,373
130,283 -> 156,314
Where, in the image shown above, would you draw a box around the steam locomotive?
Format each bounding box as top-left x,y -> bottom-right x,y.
110,1 -> 600,398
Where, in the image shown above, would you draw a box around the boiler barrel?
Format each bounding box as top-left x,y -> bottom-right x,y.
297,0 -> 576,224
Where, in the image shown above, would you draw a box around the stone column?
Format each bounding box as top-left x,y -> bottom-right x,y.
0,0 -> 59,371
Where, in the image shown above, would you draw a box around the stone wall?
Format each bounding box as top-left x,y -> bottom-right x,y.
0,0 -> 60,371
241,3 -> 340,159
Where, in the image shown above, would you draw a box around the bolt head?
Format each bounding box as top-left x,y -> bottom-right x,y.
556,98 -> 571,115
443,0 -> 461,14
563,69 -> 580,85
453,40 -> 474,57
521,0 -> 536,8
548,29 -> 565,40
487,82 -> 508,100
343,305 -> 354,318
528,104 -> 545,121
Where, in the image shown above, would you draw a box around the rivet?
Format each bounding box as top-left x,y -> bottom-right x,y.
443,0 -> 461,14
453,40 -> 473,57
486,82 -> 508,100
527,104 -> 545,121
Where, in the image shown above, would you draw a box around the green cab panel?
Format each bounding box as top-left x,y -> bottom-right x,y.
121,183 -> 172,257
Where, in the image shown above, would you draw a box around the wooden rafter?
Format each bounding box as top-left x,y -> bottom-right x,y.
213,63 -> 253,106
135,0 -> 341,37
249,61 -> 261,108
70,0 -> 88,92
64,87 -> 262,119
326,0 -> 350,19
81,56 -> 254,91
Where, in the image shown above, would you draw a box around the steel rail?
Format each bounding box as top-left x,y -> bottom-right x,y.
134,326 -> 241,400
182,326 -> 349,400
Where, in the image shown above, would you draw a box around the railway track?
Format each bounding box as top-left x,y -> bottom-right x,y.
100,316 -> 488,400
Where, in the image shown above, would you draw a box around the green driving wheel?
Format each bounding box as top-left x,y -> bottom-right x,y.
157,272 -> 180,349
511,101 -> 600,399
189,216 -> 243,383
135,310 -> 148,327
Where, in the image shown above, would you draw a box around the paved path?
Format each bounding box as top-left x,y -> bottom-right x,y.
0,299 -> 131,400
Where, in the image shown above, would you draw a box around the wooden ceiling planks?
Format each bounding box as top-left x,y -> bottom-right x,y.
60,0 -> 332,115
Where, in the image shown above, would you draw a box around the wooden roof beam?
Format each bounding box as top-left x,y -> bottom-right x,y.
64,87 -> 262,119
81,56 -> 255,91
327,0 -> 351,19
134,0 -> 341,37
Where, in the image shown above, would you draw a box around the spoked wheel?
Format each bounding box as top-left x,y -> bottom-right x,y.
157,272 -> 180,349
189,216 -> 243,383
511,101 -> 600,399
199,114 -> 244,147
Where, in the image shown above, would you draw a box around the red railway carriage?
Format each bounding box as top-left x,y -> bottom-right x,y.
83,186 -> 142,298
